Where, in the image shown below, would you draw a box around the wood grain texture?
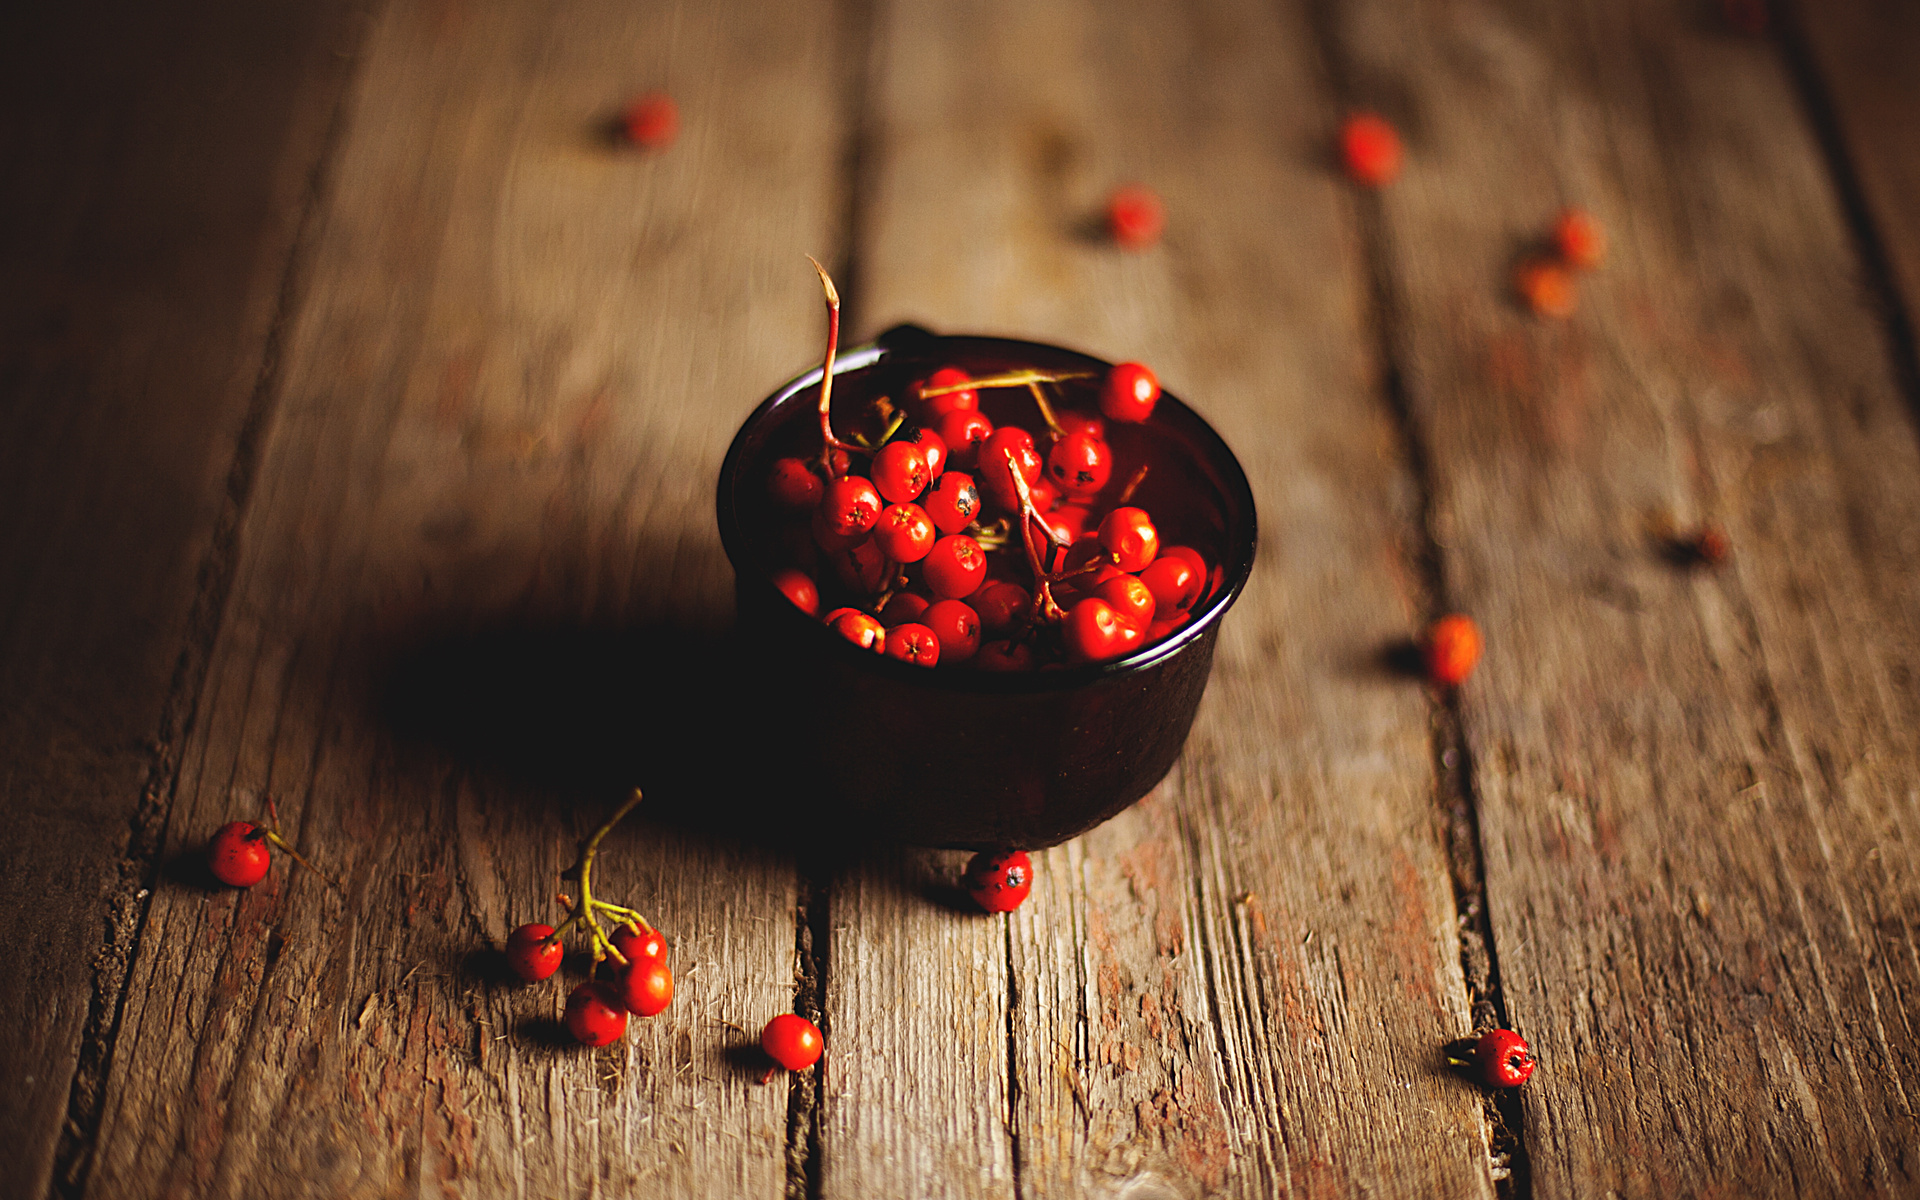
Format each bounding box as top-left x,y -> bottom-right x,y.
1335,0 -> 1920,1192
0,3 -> 362,1194
75,0 -> 847,1195
826,0 -> 1496,1194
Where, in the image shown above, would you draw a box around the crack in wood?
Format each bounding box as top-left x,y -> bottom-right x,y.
1003,918 -> 1026,1200
785,861 -> 831,1200
44,9 -> 374,1194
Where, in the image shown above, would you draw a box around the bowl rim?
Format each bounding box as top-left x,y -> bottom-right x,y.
716,329 -> 1258,695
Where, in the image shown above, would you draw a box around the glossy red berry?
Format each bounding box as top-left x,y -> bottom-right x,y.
611,924 -> 667,964
964,850 -> 1034,912
1425,614 -> 1483,686
1100,362 -> 1160,424
923,471 -> 982,535
874,503 -> 937,563
810,505 -> 866,554
871,440 -> 931,504
937,409 -> 995,469
762,1013 -> 824,1072
977,427 -> 1043,512
1063,598 -> 1128,664
1340,111 -> 1402,186
974,640 -> 1036,671
972,581 -> 1031,634
1097,507 -> 1159,572
880,590 -> 932,627
506,923 -> 564,982
1146,609 -> 1192,640
1056,410 -> 1106,441
891,424 -> 947,479
1046,429 -> 1113,498
620,959 -> 675,1017
1474,1029 -> 1535,1088
624,92 -> 679,148
884,622 -> 941,667
923,534 -> 987,599
1554,207 -> 1606,271
1045,503 -> 1092,546
922,599 -> 982,663
770,568 -> 820,617
820,475 -> 882,538
826,608 -> 886,652
1138,555 -> 1200,614
915,366 -> 978,420
1105,184 -> 1165,251
830,536 -> 889,593
1094,574 -> 1156,631
565,981 -> 629,1046
768,457 -> 823,510
207,821 -> 271,888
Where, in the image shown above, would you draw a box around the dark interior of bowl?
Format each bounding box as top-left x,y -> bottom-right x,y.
716,326 -> 1257,848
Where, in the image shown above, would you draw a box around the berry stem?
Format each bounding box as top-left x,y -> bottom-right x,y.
916,368 -> 1093,399
807,257 -> 861,475
564,788 -> 647,966
1025,381 -> 1065,438
259,796 -> 342,893
1115,463 -> 1150,506
1004,450 -> 1068,624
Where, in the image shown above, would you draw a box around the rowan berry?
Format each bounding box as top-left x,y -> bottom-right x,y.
830,536 -> 889,593
1138,555 -> 1200,613
565,981 -> 629,1046
923,534 -> 987,599
624,92 -> 679,148
1100,363 -> 1159,424
977,427 -> 1043,512
874,503 -> 937,563
1515,257 -> 1575,319
871,441 -> 931,504
1047,429 -> 1113,498
922,599 -> 982,663
768,457 -> 823,510
820,475 -> 882,537
888,423 -> 947,479
884,622 -> 941,667
506,924 -> 564,982
770,567 -> 820,617
762,1013 -> 824,1073
914,367 -> 978,420
936,410 -> 993,469
1554,207 -> 1606,271
1097,507 -> 1159,572
1094,574 -> 1156,631
1473,1029 -> 1535,1088
611,924 -> 667,964
964,850 -> 1034,912
923,471 -> 981,535
1424,614 -> 1483,686
1063,597 -> 1128,664
620,959 -> 675,1017
1105,184 -> 1165,251
880,591 -> 932,627
826,608 -> 886,652
972,581 -> 1031,634
974,640 -> 1036,671
207,821 -> 271,888
1340,111 -> 1402,186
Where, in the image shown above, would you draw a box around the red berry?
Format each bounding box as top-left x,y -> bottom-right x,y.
922,599 -> 982,663
1056,410 -> 1106,441
891,425 -> 947,479
768,457 -> 823,510
1138,555 -> 1200,614
1094,574 -> 1156,631
936,410 -> 994,471
972,581 -> 1031,634
1097,507 -> 1159,572
1099,363 -> 1159,424
1063,598 -> 1128,664
874,503 -> 937,563
770,568 -> 820,617
1553,207 -> 1606,271
922,534 -> 987,599
1105,184 -> 1165,251
611,924 -> 667,964
565,981 -> 629,1046
963,850 -> 1034,912
810,505 -> 867,554
880,590 -> 932,627
884,622 -> 941,667
620,959 -> 675,1017
977,427 -> 1042,512
821,475 -> 883,537
830,535 -> 889,593
1515,257 -> 1575,319
826,608 -> 886,652
1340,111 -> 1402,186
1691,525 -> 1730,566
975,640 -> 1036,671
624,92 -> 679,149
1425,614 -> 1483,686
1146,609 -> 1192,640
506,923 -> 564,982
923,471 -> 982,535
1045,503 -> 1092,545
914,367 -> 978,420
207,821 -> 271,887
1046,429 -> 1113,498
762,1013 -> 824,1072
1473,1029 -> 1536,1088
871,441 -> 931,504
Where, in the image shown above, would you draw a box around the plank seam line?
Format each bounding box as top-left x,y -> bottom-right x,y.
1003,917 -> 1026,1200
1296,0 -> 1530,1192
1772,0 -> 1920,429
44,5 -> 375,1193
785,861 -> 830,1200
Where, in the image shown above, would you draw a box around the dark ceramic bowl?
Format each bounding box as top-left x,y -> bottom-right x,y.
716,326 -> 1256,849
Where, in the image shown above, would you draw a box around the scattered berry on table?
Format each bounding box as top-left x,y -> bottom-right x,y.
1424,614 -> 1483,687
964,850 -> 1035,913
1473,1029 -> 1536,1088
624,93 -> 679,148
565,981 -> 629,1046
620,959 -> 675,1017
1514,257 -> 1575,319
207,821 -> 271,888
1105,184 -> 1166,250
1553,207 -> 1606,271
506,923 -> 564,982
1340,112 -> 1402,187
762,1013 -> 825,1077
1688,525 -> 1730,567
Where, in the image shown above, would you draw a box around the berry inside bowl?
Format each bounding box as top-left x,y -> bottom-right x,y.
715,325 -> 1256,849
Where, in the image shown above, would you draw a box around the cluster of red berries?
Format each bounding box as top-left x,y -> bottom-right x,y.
763,265 -> 1215,670
1515,208 -> 1606,319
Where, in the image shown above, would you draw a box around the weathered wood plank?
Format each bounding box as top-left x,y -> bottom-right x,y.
0,3 -> 363,1193
1336,0 -> 1920,1192
825,0 -> 1495,1194
79,0 -> 847,1195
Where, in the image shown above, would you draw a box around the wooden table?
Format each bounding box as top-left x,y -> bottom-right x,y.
6,1 -> 1919,1196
